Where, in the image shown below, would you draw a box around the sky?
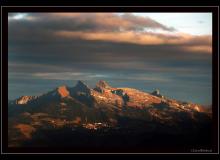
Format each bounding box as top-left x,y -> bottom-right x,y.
8,13 -> 212,105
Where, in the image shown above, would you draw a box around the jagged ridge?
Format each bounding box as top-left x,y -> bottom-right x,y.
8,80 -> 212,148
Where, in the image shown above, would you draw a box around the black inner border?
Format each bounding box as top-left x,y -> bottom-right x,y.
1,6 -> 219,154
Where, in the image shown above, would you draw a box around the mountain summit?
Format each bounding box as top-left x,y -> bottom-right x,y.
57,86 -> 70,98
73,80 -> 90,93
14,96 -> 38,104
94,80 -> 112,93
96,80 -> 111,89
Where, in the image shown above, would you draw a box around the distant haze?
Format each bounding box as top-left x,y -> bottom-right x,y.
8,13 -> 212,105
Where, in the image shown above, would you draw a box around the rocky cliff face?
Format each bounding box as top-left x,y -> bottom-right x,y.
14,96 -> 38,104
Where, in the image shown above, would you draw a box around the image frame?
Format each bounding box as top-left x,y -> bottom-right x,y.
1,5 -> 219,154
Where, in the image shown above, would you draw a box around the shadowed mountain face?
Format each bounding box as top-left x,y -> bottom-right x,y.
8,80 -> 212,151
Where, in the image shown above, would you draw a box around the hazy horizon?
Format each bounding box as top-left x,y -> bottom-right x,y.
8,13 -> 212,105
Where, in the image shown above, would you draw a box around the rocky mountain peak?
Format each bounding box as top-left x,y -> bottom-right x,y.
57,85 -> 69,98
15,95 -> 37,104
94,80 -> 112,93
151,89 -> 163,98
96,80 -> 111,89
154,89 -> 160,95
96,80 -> 112,89
72,80 -> 91,94
75,80 -> 89,88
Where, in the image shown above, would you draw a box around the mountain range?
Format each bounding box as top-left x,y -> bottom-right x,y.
8,80 -> 212,150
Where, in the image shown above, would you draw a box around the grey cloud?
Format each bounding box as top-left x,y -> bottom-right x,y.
9,13 -> 176,33
8,30 -> 211,78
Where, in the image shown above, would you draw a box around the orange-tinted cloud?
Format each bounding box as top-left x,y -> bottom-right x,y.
56,31 -> 212,54
182,46 -> 212,53
48,13 -> 211,54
